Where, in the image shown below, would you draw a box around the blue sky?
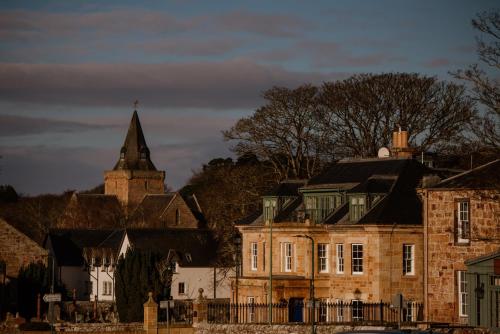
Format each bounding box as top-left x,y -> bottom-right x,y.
0,0 -> 497,195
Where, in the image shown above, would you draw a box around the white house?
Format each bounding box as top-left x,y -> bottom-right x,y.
46,229 -> 124,302
119,229 -> 232,300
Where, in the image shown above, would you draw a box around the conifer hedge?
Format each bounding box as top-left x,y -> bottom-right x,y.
115,248 -> 163,322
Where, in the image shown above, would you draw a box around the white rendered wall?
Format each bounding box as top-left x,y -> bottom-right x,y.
170,267 -> 233,300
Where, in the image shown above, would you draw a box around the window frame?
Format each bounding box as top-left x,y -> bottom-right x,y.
178,282 -> 185,295
457,271 -> 468,317
403,244 -> 415,276
350,195 -> 366,221
351,244 -> 363,275
283,242 -> 293,272
455,199 -> 471,245
318,243 -> 329,273
102,281 -> 112,296
336,244 -> 344,274
250,242 -> 258,271
352,299 -> 364,321
335,244 -> 345,274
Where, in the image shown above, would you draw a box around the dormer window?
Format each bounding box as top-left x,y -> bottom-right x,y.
350,195 -> 366,221
263,198 -> 277,223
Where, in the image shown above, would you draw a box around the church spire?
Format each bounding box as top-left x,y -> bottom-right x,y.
113,109 -> 157,171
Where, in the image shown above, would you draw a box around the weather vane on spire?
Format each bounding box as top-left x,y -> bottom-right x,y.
134,99 -> 139,110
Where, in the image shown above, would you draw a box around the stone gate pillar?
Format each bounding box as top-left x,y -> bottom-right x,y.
143,292 -> 158,334
192,288 -> 207,327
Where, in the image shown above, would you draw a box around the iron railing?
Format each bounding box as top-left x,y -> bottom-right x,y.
207,301 -> 423,325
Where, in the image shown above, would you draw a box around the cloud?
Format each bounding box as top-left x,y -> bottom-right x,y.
135,37 -> 246,57
423,58 -> 451,68
0,114 -> 108,137
0,61 -> 332,109
0,9 -> 191,42
214,10 -> 312,38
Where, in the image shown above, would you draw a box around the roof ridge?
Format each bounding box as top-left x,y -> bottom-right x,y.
436,158 -> 500,186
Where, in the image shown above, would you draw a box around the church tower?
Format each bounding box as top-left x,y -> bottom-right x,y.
104,110 -> 165,210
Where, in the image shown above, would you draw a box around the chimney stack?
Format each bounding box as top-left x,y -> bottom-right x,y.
391,128 -> 413,158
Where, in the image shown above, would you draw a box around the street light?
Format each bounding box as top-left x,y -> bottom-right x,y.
294,234 -> 315,334
233,234 -> 242,323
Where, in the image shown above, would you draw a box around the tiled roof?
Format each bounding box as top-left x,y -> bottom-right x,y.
128,194 -> 175,227
57,194 -> 124,229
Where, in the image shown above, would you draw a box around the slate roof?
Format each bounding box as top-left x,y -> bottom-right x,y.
429,159 -> 500,190
265,180 -> 307,197
125,228 -> 218,267
235,210 -> 262,226
113,110 -> 157,171
48,229 -> 124,266
304,158 -> 414,190
347,176 -> 396,194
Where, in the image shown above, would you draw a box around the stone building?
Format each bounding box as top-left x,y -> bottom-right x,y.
235,132 -> 432,322
420,159 -> 500,324
0,218 -> 48,278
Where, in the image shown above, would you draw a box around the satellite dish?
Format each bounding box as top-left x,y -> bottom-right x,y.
378,147 -> 390,158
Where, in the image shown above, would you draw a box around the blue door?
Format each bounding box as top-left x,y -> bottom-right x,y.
288,298 -> 304,322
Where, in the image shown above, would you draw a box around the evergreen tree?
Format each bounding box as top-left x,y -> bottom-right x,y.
17,262 -> 50,319
115,248 -> 163,322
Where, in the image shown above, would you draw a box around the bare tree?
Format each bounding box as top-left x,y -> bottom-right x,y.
318,73 -> 475,157
223,85 -> 329,180
453,9 -> 500,152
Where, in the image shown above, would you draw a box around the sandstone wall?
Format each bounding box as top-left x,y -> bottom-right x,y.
424,189 -> 500,323
0,218 -> 48,277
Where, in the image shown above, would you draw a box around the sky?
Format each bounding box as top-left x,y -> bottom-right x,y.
0,0 -> 497,195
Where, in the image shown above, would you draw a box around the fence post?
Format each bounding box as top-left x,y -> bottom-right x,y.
192,288 -> 207,327
143,292 -> 158,334
379,300 -> 384,325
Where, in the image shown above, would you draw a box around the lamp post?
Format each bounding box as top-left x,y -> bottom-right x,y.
294,235 -> 315,334
268,218 -> 273,324
233,234 -> 241,323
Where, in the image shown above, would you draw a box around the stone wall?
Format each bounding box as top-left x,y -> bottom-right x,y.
195,324 -> 389,334
0,218 -> 48,277
423,189 -> 500,323
194,324 -> 492,334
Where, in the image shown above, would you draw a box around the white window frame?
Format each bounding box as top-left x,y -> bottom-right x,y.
247,296 -> 255,322
336,299 -> 344,322
457,201 -> 470,244
102,281 -> 112,295
251,242 -> 258,271
405,301 -> 416,321
458,271 -> 468,317
403,244 -> 415,276
352,244 -> 363,274
318,244 -> 329,273
336,244 -> 344,274
283,242 -> 293,272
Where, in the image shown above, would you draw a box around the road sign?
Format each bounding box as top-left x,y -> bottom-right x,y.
43,293 -> 61,303
160,300 -> 175,309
